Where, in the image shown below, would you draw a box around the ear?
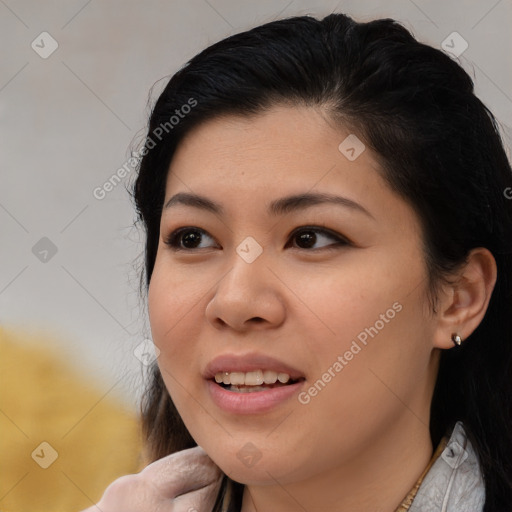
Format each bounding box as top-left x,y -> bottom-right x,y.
432,248 -> 497,349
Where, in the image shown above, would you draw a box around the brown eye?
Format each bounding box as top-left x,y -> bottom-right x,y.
164,228 -> 217,250
294,230 -> 317,249
288,227 -> 350,250
164,225 -> 350,252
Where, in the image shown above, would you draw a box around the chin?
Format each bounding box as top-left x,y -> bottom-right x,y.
219,461 -> 286,486
203,443 -> 302,486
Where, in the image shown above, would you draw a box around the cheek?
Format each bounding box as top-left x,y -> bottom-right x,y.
301,255 -> 404,345
147,262 -> 202,373
148,273 -> 204,430
300,255 -> 430,413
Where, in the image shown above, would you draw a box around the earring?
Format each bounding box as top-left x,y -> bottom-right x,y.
451,333 -> 462,346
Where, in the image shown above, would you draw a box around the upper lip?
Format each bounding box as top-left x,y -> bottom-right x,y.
204,353 -> 305,381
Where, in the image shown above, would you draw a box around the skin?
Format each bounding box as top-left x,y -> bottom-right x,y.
147,105 -> 497,512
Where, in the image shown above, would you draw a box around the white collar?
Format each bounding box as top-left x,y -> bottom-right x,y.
409,421 -> 485,512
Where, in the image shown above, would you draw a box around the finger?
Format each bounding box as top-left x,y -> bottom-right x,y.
140,445 -> 222,499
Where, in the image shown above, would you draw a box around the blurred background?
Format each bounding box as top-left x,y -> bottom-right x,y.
1,0 -> 511,510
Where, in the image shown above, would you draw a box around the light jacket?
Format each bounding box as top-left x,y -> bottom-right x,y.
408,421 -> 485,511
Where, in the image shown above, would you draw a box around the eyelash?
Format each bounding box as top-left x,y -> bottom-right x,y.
163,226 -> 351,252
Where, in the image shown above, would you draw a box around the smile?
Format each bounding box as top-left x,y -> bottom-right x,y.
204,353 -> 306,413
214,370 -> 302,393
215,369 -> 292,385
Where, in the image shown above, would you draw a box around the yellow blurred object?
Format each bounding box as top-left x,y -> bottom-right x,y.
0,326 -> 144,512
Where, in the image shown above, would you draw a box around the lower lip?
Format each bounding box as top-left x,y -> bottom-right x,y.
206,379 -> 304,414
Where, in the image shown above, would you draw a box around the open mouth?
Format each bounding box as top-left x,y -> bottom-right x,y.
213,369 -> 305,393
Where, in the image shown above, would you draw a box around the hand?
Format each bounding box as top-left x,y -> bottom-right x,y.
80,446 -> 223,512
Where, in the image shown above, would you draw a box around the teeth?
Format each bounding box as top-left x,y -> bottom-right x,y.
214,370 -> 292,386
230,372 -> 246,385
277,373 -> 290,383
245,370 -> 264,386
263,370 -> 278,384
227,385 -> 276,393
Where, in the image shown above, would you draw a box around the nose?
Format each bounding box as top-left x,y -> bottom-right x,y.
205,252 -> 286,332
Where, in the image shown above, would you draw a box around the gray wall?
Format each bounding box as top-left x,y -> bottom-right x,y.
1,0 -> 511,410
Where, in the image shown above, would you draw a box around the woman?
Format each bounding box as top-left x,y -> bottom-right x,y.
85,12 -> 512,512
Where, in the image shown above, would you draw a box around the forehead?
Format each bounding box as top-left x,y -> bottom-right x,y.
162,105 -> 416,232
166,106 -> 381,190
159,106 -> 425,261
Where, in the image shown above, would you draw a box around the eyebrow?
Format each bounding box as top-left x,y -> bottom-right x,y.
163,191 -> 375,220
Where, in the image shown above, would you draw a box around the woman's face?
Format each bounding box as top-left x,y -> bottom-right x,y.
148,105 -> 439,485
